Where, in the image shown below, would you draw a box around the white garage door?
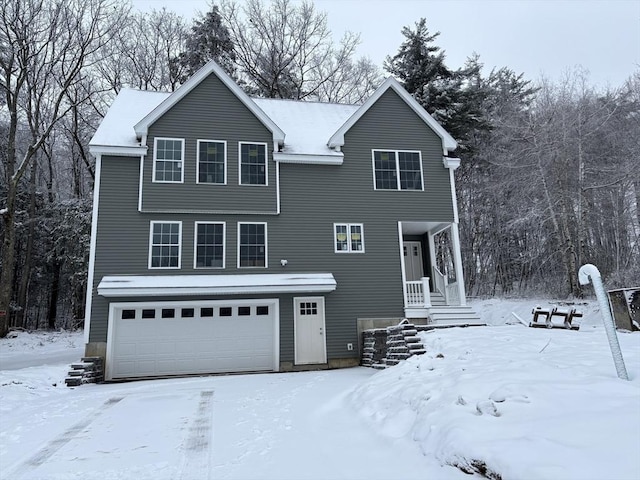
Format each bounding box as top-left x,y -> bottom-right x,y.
107,299 -> 278,379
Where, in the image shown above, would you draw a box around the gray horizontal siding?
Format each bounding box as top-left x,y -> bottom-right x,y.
90,85 -> 456,363
141,73 -> 277,213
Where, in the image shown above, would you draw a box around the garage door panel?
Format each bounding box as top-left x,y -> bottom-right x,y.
110,301 -> 277,379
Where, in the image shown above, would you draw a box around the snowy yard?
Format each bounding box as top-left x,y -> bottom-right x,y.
0,299 -> 639,480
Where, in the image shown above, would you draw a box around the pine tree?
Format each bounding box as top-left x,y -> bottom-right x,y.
177,4 -> 236,82
384,19 -> 489,152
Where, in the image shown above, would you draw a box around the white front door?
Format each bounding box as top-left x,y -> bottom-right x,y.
403,241 -> 424,281
294,297 -> 327,365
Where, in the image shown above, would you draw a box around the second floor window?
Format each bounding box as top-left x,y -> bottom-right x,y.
153,138 -> 184,183
240,142 -> 267,185
149,221 -> 181,269
195,222 -> 225,268
372,150 -> 423,191
238,223 -> 267,267
197,140 -> 226,184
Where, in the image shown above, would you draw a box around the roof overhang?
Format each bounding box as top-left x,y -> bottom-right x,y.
97,273 -> 337,297
89,145 -> 148,156
133,60 -> 285,146
328,77 -> 457,155
273,152 -> 344,165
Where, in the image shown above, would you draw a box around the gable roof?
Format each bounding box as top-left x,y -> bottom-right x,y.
89,61 -> 457,159
327,77 -> 457,154
133,61 -> 285,146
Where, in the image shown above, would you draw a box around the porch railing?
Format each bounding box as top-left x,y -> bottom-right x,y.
405,277 -> 431,308
433,266 -> 461,306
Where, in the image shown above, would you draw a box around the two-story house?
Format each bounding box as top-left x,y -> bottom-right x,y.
86,61 -> 479,381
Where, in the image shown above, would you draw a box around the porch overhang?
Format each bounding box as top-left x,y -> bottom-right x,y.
97,273 -> 337,297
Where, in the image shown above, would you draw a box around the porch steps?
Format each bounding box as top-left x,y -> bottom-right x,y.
428,306 -> 484,326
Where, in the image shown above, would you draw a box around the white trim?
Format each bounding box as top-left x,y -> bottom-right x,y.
328,76 -> 457,154
371,149 -> 424,191
105,298 -> 281,381
196,139 -> 227,185
449,167 -> 459,224
237,222 -> 268,268
152,137 -> 185,183
273,152 -> 344,165
276,160 -> 281,215
89,145 -> 147,156
134,60 -> 285,146
293,296 -> 327,365
137,155 -> 144,212
83,154 -> 102,344
333,223 -> 365,254
398,222 -> 408,308
443,156 -> 461,170
148,221 -> 182,269
450,223 -> 467,306
238,141 -> 269,186
139,208 -> 278,215
193,221 -> 226,269
97,273 -> 337,297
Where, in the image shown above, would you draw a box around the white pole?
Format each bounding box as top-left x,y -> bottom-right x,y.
578,264 -> 629,381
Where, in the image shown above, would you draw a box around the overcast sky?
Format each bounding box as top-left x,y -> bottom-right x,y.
131,0 -> 640,89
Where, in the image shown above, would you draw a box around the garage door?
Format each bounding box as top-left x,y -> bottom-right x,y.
107,299 -> 278,379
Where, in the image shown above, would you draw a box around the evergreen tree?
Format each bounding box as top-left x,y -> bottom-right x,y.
177,4 -> 236,82
384,19 -> 489,152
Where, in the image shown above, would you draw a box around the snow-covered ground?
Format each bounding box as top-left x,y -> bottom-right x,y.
0,299 -> 639,480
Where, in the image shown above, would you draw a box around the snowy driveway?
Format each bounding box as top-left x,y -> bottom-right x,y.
1,368 -> 464,480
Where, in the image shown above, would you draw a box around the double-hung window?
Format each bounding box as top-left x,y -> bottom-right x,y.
197,140 -> 226,184
149,221 -> 182,269
153,138 -> 184,182
334,223 -> 364,253
238,223 -> 267,267
194,222 -> 225,268
239,142 -> 267,185
372,150 -> 423,190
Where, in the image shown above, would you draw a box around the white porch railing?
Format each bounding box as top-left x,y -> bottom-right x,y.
405,277 -> 431,308
432,266 -> 461,306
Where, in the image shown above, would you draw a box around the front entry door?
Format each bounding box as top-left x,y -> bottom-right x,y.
403,241 -> 424,281
294,297 -> 327,365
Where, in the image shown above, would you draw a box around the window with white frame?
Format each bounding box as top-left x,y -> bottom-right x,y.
153,138 -> 184,182
372,150 -> 423,190
149,221 -> 181,268
239,142 -> 267,185
197,140 -> 226,184
195,222 -> 225,268
238,223 -> 267,267
334,223 -> 364,253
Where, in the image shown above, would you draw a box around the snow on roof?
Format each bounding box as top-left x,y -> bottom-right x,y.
90,86 -> 359,159
97,273 -> 337,297
252,98 -> 359,158
89,88 -> 169,150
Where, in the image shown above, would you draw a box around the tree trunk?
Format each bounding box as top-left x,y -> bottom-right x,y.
15,161 -> 38,329
0,182 -> 18,337
47,259 -> 61,330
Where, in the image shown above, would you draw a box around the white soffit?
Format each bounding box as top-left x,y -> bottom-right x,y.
98,273 -> 337,297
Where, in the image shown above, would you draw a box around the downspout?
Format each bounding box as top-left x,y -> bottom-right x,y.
578,264 -> 629,380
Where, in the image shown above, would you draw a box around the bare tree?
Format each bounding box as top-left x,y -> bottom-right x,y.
96,8 -> 187,93
221,0 -> 381,102
0,0 -> 126,336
